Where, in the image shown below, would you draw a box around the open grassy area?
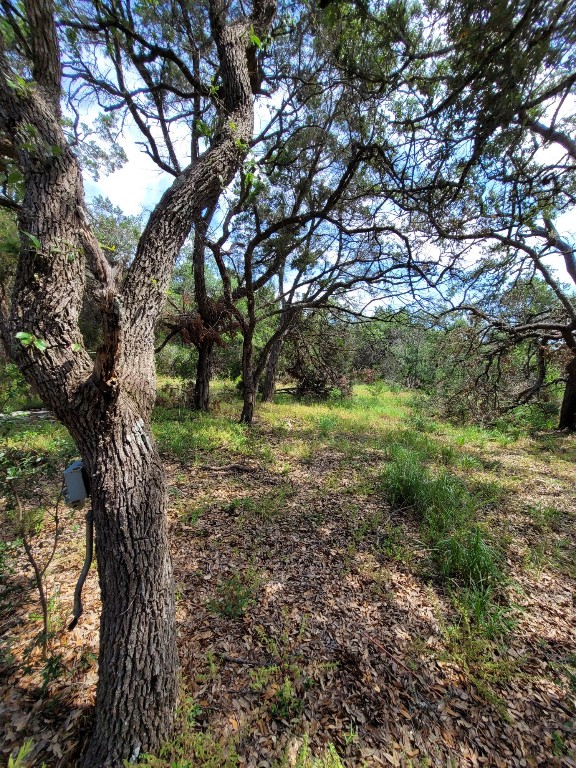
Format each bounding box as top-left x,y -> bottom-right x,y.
1,382 -> 575,766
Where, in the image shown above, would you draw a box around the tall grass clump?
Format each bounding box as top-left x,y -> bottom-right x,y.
381,449 -> 502,591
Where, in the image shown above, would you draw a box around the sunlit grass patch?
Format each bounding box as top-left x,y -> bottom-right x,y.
381,448 -> 504,621
153,408 -> 248,458
260,384 -> 410,435
1,421 -> 74,460
523,534 -> 576,577
527,502 -> 563,532
277,735 -> 345,768
314,413 -> 341,436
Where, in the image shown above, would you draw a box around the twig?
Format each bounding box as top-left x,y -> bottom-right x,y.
360,630 -> 417,676
41,487 -> 63,579
15,489 -> 49,659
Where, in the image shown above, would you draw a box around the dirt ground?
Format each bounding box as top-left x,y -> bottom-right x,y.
1,402 -> 575,767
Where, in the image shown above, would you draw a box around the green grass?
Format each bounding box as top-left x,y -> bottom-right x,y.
527,503 -> 562,532
0,420 -> 75,463
381,447 -> 505,629
275,736 -> 345,768
153,409 -> 248,458
225,483 -> 294,520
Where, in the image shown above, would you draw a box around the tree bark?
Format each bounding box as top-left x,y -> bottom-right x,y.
558,355 -> 576,431
191,339 -> 214,411
240,331 -> 256,424
77,402 -> 177,766
188,201 -> 217,412
260,333 -> 283,402
256,306 -> 299,402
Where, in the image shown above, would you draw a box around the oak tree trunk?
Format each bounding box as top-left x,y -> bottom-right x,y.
191,339 -> 214,411
261,333 -> 284,402
77,402 -> 178,766
0,1 -> 275,765
240,333 -> 256,424
558,355 -> 576,431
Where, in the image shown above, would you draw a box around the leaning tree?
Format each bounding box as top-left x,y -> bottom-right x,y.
0,0 -> 275,764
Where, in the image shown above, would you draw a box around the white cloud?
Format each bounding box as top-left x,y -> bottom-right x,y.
84,137 -> 172,216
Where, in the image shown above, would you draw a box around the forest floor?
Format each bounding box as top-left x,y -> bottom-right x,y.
1,383 -> 575,767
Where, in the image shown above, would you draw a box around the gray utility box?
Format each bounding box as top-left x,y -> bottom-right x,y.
64,460 -> 89,505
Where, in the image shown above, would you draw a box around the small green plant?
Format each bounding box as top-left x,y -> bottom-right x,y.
8,740 -> 47,768
270,676 -> 303,719
375,523 -> 408,561
128,695 -> 239,768
435,527 -> 501,588
528,503 -> 562,532
248,664 -> 279,692
41,652 -> 65,692
315,413 -> 340,436
343,723 -> 358,746
286,736 -> 345,768
551,729 -> 573,757
180,501 -> 206,525
207,570 -> 260,618
227,483 -> 293,521
350,509 -> 383,543
452,587 -> 516,640
195,650 -> 221,683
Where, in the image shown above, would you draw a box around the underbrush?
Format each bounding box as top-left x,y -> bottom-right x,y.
413,389 -> 561,439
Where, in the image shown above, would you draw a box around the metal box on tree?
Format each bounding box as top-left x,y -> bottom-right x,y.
63,460 -> 89,505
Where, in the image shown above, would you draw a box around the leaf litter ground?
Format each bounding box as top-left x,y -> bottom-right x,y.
1,389 -> 575,767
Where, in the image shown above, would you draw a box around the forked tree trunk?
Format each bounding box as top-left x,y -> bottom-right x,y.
0,2 -> 275,765
77,402 -> 178,766
558,355 -> 576,431
190,339 -> 214,411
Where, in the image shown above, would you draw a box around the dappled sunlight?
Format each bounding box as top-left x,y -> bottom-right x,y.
2,385 -> 574,765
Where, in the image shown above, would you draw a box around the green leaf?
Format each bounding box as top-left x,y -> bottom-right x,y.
249,27 -> 263,48
15,331 -> 34,347
24,232 -> 41,251
15,331 -> 47,351
72,343 -> 83,352
6,170 -> 23,185
6,75 -> 32,97
0,18 -> 15,46
195,119 -> 213,138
